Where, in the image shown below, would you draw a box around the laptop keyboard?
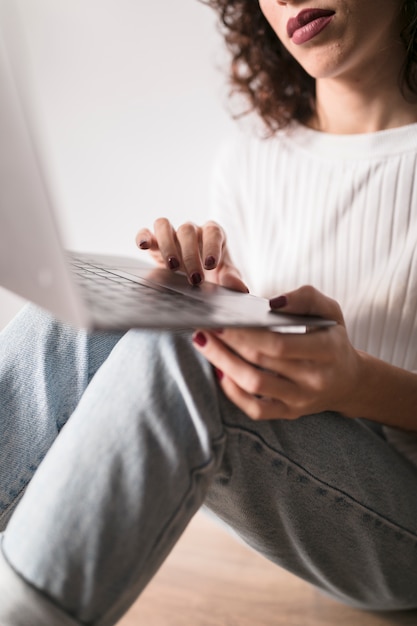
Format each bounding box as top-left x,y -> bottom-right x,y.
68,256 -> 213,324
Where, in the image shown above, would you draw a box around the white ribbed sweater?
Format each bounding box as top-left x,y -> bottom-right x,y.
210,122 -> 417,465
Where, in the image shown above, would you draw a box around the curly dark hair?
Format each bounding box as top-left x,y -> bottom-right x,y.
202,0 -> 417,134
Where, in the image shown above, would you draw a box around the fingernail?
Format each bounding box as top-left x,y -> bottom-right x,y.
214,367 -> 224,381
139,239 -> 150,250
191,272 -> 203,286
192,331 -> 207,347
168,256 -> 180,270
269,295 -> 288,309
204,255 -> 216,270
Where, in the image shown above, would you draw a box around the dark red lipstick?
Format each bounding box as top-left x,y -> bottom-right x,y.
287,8 -> 335,45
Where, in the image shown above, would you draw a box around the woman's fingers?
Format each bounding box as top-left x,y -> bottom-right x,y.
192,330 -> 306,420
135,228 -> 158,251
136,218 -> 244,288
215,266 -> 250,292
135,227 -> 168,267
219,377 -> 297,421
175,222 -> 205,285
211,246 -> 249,292
213,326 -> 336,368
190,286 -> 360,421
174,220 -> 229,284
270,285 -> 345,325
153,218 -> 184,271
137,219 -> 182,264
192,320 -> 360,421
200,221 -> 225,270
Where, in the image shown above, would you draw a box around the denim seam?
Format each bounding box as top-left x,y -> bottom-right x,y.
0,451 -> 46,520
223,422 -> 417,542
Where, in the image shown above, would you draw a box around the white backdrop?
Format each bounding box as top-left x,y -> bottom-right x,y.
0,0 -> 235,328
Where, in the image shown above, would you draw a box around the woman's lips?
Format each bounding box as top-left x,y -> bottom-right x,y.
287,8 -> 335,45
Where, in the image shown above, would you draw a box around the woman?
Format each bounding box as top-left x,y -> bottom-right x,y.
1,1 -> 417,624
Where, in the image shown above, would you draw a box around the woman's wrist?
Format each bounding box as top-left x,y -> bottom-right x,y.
343,350 -> 417,432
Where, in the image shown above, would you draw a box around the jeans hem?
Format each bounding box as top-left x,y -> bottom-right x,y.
0,536 -> 81,626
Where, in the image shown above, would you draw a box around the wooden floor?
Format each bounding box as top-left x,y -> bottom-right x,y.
116,511 -> 417,626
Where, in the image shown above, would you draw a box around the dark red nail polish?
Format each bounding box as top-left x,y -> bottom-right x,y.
214,368 -> 224,381
139,239 -> 150,250
168,256 -> 180,270
191,272 -> 203,286
204,255 -> 216,270
270,295 -> 288,309
193,331 -> 207,347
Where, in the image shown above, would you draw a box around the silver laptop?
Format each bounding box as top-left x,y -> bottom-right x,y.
0,0 -> 332,333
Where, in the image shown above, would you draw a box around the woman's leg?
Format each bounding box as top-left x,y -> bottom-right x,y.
1,306 -> 417,624
0,312 -> 226,625
0,304 -> 122,530
205,405 -> 417,611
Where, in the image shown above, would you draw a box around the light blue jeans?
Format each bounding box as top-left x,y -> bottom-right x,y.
0,304 -> 417,625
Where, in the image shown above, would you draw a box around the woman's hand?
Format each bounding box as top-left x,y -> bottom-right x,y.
192,285 -> 363,421
136,218 -> 248,292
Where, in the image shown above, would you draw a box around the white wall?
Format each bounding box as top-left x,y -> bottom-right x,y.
0,0 -> 235,329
